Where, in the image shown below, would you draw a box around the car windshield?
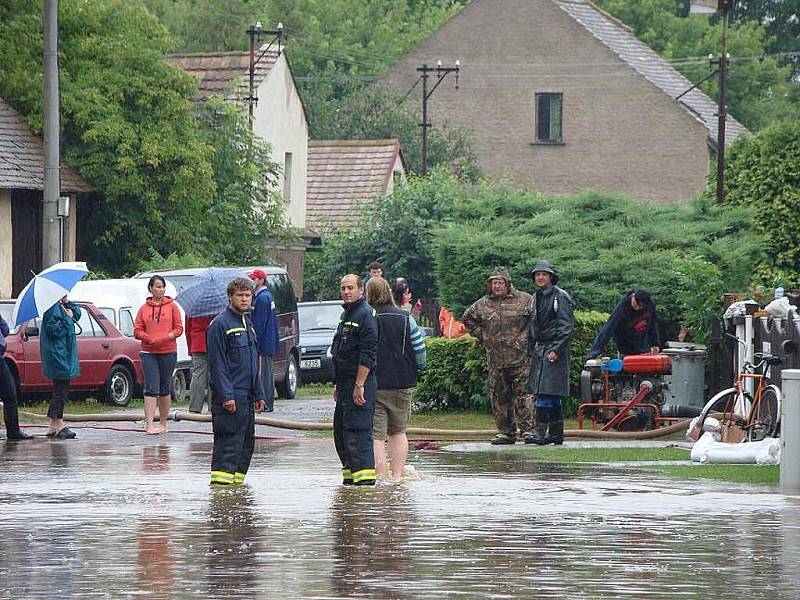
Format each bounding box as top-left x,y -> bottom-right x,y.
299,304 -> 342,332
0,303 -> 18,333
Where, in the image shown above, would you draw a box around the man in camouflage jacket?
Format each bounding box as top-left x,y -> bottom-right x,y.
462,267 -> 534,444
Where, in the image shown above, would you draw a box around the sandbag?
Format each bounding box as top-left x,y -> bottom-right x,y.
691,433 -> 781,464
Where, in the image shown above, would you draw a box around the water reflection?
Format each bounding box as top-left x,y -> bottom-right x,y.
330,485 -> 412,599
136,517 -> 174,598
205,487 -> 261,598
142,444 -> 170,474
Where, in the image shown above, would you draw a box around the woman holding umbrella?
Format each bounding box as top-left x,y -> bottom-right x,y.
135,275 -> 183,434
41,295 -> 82,439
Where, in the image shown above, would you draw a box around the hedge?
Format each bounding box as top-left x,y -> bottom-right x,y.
413,310 -> 610,416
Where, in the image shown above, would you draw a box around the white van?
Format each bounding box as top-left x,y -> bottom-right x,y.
70,279 -> 192,401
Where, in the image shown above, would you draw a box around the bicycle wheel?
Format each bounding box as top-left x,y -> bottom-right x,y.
748,385 -> 782,441
694,388 -> 743,440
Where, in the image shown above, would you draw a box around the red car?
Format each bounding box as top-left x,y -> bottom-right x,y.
0,300 -> 144,407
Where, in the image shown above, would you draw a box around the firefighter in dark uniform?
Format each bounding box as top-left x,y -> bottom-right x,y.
207,277 -> 266,485
331,274 -> 379,486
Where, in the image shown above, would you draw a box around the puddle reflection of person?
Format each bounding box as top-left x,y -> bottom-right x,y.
136,516 -> 174,598
330,486 -> 413,598
142,444 -> 170,474
205,487 -> 261,598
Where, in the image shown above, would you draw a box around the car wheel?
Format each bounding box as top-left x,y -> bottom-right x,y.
276,354 -> 299,399
105,364 -> 134,407
171,370 -> 187,403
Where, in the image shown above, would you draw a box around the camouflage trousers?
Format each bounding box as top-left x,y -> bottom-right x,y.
488,364 -> 534,437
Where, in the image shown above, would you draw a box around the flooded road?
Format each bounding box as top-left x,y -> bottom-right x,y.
0,428 -> 797,599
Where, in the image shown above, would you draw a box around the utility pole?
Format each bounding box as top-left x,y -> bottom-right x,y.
417,60 -> 460,176
246,21 -> 283,131
689,0 -> 731,204
42,0 -> 62,267
714,0 -> 732,204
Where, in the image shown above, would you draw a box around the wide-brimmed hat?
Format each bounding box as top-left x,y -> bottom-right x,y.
530,260 -> 559,284
486,266 -> 512,284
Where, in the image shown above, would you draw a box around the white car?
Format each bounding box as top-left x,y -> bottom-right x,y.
70,279 -> 192,401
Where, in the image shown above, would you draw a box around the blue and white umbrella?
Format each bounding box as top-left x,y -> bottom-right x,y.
175,267 -> 251,317
11,261 -> 89,327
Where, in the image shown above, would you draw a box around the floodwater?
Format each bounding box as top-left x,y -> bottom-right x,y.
0,429 -> 797,599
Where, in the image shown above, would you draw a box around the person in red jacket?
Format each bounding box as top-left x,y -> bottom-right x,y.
134,275 -> 184,434
186,314 -> 214,414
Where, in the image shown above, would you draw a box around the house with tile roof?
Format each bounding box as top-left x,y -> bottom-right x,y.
381,0 -> 747,203
170,43 -> 309,230
306,140 -> 407,233
0,97 -> 92,297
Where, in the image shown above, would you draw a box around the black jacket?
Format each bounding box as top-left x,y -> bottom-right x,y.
331,297 -> 379,383
375,305 -> 417,389
587,291 -> 659,358
207,308 -> 265,402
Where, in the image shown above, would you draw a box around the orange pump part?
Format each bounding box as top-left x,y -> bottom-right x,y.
622,354 -> 671,374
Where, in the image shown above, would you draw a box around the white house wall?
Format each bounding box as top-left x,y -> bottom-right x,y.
253,56 -> 308,229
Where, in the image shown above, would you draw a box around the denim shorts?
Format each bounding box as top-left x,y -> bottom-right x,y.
141,352 -> 177,397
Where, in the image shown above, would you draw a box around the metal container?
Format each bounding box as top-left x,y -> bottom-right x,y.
662,343 -> 707,407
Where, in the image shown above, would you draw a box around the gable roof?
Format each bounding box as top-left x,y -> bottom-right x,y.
306,140 -> 405,231
0,97 -> 92,193
556,0 -> 746,147
169,43 -> 280,101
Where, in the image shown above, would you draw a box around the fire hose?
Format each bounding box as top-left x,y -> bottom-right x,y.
18,409 -> 692,441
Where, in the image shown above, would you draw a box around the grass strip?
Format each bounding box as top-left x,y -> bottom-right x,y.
511,446 -> 691,463
651,464 -> 779,485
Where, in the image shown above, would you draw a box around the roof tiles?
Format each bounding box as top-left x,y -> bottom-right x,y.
169,44 -> 280,101
0,97 -> 92,192
306,140 -> 403,231
556,0 -> 746,146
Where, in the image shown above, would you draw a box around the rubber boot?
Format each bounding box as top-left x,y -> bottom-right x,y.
526,408 -> 550,445
3,399 -> 32,440
546,420 -> 564,446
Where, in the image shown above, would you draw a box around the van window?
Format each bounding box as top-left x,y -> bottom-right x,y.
267,274 -> 297,314
119,309 -> 135,337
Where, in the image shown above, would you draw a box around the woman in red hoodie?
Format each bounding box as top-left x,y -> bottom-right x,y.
134,275 -> 184,434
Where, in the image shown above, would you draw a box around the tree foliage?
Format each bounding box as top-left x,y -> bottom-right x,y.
720,120 -> 800,287
0,0 -> 215,274
431,179 -> 764,341
303,169 -> 462,300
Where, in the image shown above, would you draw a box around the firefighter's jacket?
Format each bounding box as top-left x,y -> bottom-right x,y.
331,297 -> 378,383
207,307 -> 265,402
462,286 -> 533,370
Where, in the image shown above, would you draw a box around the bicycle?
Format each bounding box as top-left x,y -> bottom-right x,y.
691,335 -> 782,443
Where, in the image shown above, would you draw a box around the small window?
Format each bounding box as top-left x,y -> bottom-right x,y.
535,93 -> 563,144
119,309 -> 135,337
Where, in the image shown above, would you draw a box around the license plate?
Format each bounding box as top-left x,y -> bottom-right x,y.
300,359 -> 321,369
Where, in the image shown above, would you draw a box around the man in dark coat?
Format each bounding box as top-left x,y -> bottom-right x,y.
207,277 -> 266,485
526,260 -> 574,445
331,274 -> 379,485
587,289 -> 660,359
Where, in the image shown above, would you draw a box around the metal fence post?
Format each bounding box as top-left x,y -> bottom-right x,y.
781,369 -> 800,494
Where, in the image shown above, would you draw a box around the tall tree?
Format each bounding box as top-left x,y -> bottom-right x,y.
0,0 -> 215,274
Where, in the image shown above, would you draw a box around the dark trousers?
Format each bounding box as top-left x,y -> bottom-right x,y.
211,396 -> 255,484
0,359 -> 22,435
333,376 -> 376,485
47,379 -> 70,419
259,355 -> 274,411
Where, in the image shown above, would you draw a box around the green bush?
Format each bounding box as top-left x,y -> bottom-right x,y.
413,311 -> 610,417
433,184 -> 763,343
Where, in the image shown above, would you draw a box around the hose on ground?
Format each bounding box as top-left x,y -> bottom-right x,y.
19,410 -> 692,440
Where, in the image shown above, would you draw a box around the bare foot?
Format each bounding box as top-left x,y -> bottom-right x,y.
145,428 -> 161,435
158,425 -> 168,433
